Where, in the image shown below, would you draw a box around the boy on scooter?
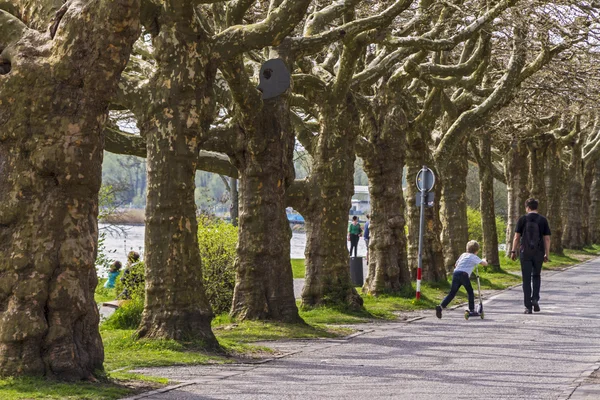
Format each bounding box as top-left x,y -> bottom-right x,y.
436,240 -> 488,319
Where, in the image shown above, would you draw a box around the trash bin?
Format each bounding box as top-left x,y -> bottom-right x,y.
349,257 -> 364,286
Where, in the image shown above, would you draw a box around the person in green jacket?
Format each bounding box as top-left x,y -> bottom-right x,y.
347,216 -> 362,258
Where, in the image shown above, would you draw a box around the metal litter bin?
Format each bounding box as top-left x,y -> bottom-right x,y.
349,257 -> 364,286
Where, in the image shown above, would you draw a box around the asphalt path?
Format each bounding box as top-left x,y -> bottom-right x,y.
125,258 -> 600,400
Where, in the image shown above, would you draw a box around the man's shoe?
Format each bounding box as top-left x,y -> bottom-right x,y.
435,305 -> 442,319
532,302 -> 540,312
524,308 -> 532,314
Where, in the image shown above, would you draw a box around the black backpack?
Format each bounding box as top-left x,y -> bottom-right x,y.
521,216 -> 541,258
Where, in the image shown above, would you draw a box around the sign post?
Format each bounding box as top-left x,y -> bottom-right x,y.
415,166 -> 435,301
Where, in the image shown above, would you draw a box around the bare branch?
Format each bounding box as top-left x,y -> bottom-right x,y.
386,0 -> 517,51
213,0 -> 312,60
286,0 -> 413,56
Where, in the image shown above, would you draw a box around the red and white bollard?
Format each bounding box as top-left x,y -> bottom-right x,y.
416,267 -> 422,300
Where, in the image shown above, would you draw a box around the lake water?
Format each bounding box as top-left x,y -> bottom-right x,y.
98,224 -> 367,268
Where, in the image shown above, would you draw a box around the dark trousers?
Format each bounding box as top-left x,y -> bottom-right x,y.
441,271 -> 475,312
520,255 -> 543,309
349,234 -> 359,257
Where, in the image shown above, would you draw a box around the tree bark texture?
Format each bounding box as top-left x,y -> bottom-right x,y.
137,0 -> 217,344
589,159 -> 600,243
360,90 -> 411,295
545,141 -> 564,254
0,0 -> 139,379
405,132 -> 446,282
230,178 -> 239,227
478,135 -> 500,270
229,97 -> 300,322
504,142 -> 529,254
527,142 -> 547,216
301,101 -> 363,308
438,139 -> 470,272
582,161 -> 594,246
562,138 -> 585,249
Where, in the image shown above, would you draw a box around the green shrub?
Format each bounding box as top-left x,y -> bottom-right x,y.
104,261 -> 145,330
198,215 -> 238,314
467,207 -> 506,245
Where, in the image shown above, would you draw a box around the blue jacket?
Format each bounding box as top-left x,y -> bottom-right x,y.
364,221 -> 370,240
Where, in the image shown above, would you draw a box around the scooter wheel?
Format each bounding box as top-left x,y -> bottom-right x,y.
480,311 -> 484,319
464,310 -> 470,320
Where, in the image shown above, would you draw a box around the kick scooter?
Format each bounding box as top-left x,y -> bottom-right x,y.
465,263 -> 484,320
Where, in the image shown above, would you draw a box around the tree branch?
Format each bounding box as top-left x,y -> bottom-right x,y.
213,0 -> 312,60
104,125 -> 238,177
286,178 -> 310,213
0,10 -> 28,55
386,0 -> 517,51
435,23 -> 527,159
286,0 -> 413,57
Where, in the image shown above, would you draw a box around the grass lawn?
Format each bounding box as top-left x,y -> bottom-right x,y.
95,278 -> 117,304
291,258 -> 305,279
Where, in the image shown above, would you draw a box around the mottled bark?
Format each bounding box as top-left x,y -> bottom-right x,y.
229,96 -> 300,322
504,142 -> 529,254
562,133 -> 585,250
405,133 -> 446,282
360,89 -> 411,295
478,135 -> 500,270
582,161 -> 594,246
438,139 -> 470,272
527,142 -> 547,215
590,158 -> 600,243
137,0 -> 217,344
0,0 -> 139,379
302,101 -> 363,308
545,142 -> 564,254
230,177 -> 239,227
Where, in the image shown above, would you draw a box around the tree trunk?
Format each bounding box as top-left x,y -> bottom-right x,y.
545,142 -> 564,254
137,1 -> 217,344
504,142 -> 529,254
302,103 -> 363,308
478,135 -> 500,270
360,91 -> 411,295
438,139 -> 470,272
0,0 -> 139,379
230,178 -> 239,227
229,97 -> 300,322
527,143 -> 547,215
405,133 -> 446,282
582,161 -> 594,246
562,143 -> 585,249
590,159 -> 600,243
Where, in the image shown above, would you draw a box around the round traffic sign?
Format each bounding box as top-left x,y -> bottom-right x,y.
416,167 -> 435,192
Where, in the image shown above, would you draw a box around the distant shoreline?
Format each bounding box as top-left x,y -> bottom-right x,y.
102,209 -> 145,225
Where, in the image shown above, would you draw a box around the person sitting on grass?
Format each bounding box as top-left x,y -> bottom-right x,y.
118,251 -> 141,299
436,240 -> 488,319
104,261 -> 122,289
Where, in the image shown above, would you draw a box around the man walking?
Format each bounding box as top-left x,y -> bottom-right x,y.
510,198 -> 551,314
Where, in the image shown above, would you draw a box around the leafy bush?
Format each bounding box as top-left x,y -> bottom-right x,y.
467,207 -> 506,245
198,215 -> 238,314
104,260 -> 145,330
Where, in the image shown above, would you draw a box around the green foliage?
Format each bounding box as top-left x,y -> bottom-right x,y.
104,261 -> 145,330
198,216 -> 238,314
466,207 -> 506,244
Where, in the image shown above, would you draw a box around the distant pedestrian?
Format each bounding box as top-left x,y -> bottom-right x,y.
104,261 -> 122,289
436,240 -> 488,319
364,214 -> 370,264
510,198 -> 551,314
347,216 -> 362,258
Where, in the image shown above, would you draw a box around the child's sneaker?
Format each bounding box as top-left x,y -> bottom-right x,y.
435,305 -> 442,319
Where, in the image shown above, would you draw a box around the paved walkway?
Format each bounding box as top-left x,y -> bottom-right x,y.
123,258 -> 600,400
